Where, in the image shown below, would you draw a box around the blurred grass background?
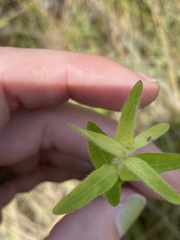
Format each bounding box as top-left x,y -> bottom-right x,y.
0,0 -> 179,239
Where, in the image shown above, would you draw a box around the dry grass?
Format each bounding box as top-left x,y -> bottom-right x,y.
0,180 -> 80,239
0,0 -> 179,239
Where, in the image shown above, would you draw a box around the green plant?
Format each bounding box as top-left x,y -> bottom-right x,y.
53,81 -> 180,215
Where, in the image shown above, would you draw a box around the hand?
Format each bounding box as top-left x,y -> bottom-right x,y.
0,47 -> 178,239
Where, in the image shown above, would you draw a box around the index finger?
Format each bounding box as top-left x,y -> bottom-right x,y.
0,47 -> 158,128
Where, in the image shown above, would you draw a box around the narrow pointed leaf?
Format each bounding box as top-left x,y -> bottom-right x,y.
70,124 -> 126,157
123,157 -> 180,204
87,121 -> 121,206
134,153 -> 180,173
87,121 -> 114,168
53,165 -> 118,214
134,123 -> 169,150
104,179 -> 121,206
115,81 -> 142,149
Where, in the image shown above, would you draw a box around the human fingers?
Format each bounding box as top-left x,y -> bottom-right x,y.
45,188 -> 146,240
0,47 -> 158,129
0,103 -> 115,166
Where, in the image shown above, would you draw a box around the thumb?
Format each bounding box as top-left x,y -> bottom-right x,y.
45,188 -> 146,240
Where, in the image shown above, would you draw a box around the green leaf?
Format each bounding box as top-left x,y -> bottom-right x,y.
133,123 -> 169,150
53,165 -> 118,215
120,167 -> 139,181
123,157 -> 180,204
70,124 -> 126,157
87,122 -> 121,206
87,121 -> 114,168
134,153 -> 180,173
104,179 -> 121,206
120,152 -> 180,181
115,81 -> 142,149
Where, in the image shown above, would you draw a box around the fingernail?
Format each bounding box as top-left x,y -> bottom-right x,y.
115,193 -> 146,237
138,72 -> 157,82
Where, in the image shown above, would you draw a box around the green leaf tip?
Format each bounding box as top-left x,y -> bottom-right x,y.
115,80 -> 143,149
104,179 -> 121,206
134,123 -> 169,150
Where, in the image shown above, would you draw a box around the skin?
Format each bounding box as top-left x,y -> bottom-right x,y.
0,47 -> 179,239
